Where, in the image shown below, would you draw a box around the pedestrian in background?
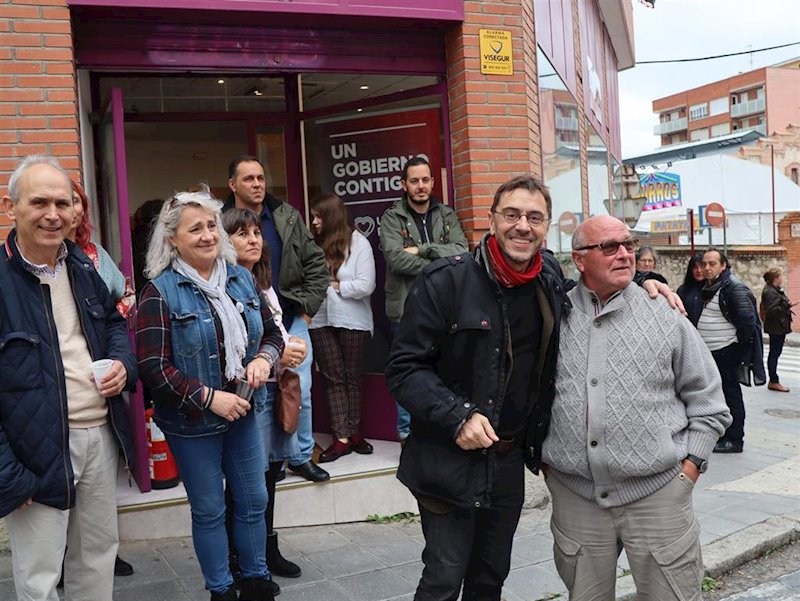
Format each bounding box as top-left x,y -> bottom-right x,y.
677,253 -> 705,326
633,245 -> 667,286
309,192 -> 377,463
761,267 -> 796,393
379,156 -> 468,442
137,189 -> 283,601
223,207 -> 304,591
224,155 -> 330,483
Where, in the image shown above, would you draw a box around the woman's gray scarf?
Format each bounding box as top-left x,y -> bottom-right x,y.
173,256 -> 248,381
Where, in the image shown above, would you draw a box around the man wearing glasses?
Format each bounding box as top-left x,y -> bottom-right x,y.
386,175 -> 569,600
541,215 -> 731,601
380,156 -> 468,441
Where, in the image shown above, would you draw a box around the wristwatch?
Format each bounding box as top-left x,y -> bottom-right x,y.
684,454 -> 708,473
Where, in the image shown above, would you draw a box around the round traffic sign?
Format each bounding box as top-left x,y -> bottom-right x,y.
558,211 -> 578,235
705,202 -> 725,227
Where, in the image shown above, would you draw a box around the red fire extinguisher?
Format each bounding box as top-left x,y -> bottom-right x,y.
145,408 -> 180,489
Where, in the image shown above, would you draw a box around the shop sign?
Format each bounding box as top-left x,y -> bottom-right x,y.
639,172 -> 682,212
650,217 -> 690,234
479,29 -> 513,75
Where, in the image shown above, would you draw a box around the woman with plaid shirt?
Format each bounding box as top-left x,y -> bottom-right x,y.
136,189 -> 283,601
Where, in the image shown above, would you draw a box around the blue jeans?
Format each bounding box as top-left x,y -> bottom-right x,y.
287,318 -> 315,465
166,411 -> 268,593
391,321 -> 411,439
256,382 -> 300,462
767,334 -> 785,383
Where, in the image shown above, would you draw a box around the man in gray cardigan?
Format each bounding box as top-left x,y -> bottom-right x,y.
542,215 -> 731,601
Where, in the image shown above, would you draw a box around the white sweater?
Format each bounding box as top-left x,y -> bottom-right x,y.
310,231 -> 376,334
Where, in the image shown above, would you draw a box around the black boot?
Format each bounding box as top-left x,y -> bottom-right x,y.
239,577 -> 275,601
210,585 -> 238,601
267,533 -> 301,578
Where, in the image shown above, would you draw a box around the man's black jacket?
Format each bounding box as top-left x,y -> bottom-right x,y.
385,235 -> 569,509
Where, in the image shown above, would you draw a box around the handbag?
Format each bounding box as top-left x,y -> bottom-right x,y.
275,369 -> 302,433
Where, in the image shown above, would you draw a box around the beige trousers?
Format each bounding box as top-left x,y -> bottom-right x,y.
6,425 -> 120,601
547,472 -> 703,601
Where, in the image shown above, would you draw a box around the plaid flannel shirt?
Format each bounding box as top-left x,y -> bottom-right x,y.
136,281 -> 283,416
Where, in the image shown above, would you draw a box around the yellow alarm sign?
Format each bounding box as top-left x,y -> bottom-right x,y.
479,29 -> 513,76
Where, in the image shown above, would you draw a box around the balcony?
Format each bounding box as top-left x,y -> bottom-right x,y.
654,117 -> 688,135
556,115 -> 579,131
731,97 -> 765,118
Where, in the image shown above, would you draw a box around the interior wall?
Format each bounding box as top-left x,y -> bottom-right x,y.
124,121 -> 248,213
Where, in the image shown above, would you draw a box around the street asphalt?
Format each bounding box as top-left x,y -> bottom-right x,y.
0,342 -> 798,601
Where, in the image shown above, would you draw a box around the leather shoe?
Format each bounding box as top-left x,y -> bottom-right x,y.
319,440 -> 351,463
713,440 -> 743,453
768,382 -> 790,392
115,556 -> 134,577
350,434 -> 373,455
288,460 -> 330,482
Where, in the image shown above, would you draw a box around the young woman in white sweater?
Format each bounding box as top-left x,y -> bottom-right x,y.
309,193 -> 377,463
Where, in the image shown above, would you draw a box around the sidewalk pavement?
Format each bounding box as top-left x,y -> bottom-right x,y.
1,370 -> 798,601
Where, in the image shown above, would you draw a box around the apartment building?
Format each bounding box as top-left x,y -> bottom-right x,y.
652,58 -> 800,147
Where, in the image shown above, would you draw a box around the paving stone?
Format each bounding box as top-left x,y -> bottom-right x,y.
502,563 -> 566,601
335,566 -> 416,601
364,537 -> 424,566
277,580 -> 352,601
281,527 -> 352,554
305,546 -> 386,578
780,569 -> 800,591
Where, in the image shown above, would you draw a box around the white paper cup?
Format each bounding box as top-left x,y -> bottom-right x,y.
90,359 -> 113,391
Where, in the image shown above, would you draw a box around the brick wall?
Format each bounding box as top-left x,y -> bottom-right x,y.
0,0 -> 80,242
446,0 -> 542,245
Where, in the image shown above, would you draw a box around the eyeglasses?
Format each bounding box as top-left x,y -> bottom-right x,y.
493,210 -> 549,227
575,238 -> 639,256
406,177 -> 432,186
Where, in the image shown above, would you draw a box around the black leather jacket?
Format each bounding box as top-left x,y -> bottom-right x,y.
385,235 -> 570,509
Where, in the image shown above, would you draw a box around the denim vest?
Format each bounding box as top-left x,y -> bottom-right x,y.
151,264 -> 266,436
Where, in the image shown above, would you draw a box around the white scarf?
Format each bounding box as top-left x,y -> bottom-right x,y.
173,256 -> 248,381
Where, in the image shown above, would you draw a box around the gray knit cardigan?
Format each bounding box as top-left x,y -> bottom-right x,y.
542,281 -> 732,508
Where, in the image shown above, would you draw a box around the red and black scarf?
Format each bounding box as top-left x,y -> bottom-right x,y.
486,234 -> 542,288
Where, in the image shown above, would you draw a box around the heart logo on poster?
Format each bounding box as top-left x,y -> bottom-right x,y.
354,216 -> 375,238
490,41 -> 503,54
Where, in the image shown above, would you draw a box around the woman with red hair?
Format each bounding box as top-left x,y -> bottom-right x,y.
68,182 -> 135,318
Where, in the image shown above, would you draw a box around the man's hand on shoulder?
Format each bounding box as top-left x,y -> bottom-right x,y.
456,413 -> 499,450
643,280 -> 687,316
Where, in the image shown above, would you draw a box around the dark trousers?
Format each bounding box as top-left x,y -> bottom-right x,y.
414,450 -> 524,601
309,326 -> 370,439
712,342 -> 745,446
767,334 -> 786,383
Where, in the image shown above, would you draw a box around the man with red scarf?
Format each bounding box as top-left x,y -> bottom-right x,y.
385,175 -> 568,600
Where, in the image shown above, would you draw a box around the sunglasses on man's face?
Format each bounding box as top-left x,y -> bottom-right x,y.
574,238 -> 638,256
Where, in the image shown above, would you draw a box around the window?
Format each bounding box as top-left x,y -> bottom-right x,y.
689,103 -> 708,121
709,97 -> 729,116
690,128 -> 709,141
710,123 -> 731,137
791,168 -> 799,185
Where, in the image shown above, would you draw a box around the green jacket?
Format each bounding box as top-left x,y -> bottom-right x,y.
225,194 -> 329,318
379,195 -> 468,322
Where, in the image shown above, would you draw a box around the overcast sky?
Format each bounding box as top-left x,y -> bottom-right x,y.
619,0 -> 800,158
